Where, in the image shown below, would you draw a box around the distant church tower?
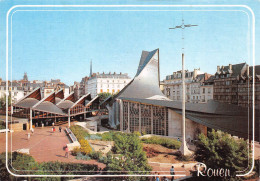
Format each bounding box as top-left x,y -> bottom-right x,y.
23,72 -> 28,81
89,60 -> 92,77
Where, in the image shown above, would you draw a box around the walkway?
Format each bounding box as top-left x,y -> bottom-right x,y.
0,123 -> 105,169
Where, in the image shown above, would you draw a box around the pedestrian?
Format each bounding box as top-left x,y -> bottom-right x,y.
156,173 -> 160,181
31,128 -> 34,135
53,126 -> 55,132
36,122 -> 38,127
170,166 -> 175,181
59,126 -> 62,132
27,133 -> 30,140
52,122 -> 54,126
65,146 -> 69,158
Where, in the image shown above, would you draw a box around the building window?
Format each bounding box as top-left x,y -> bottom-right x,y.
203,88 -> 205,93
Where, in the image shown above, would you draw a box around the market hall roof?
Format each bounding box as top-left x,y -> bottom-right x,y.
32,91 -> 66,116
55,89 -> 64,104
113,49 -> 169,101
56,92 -> 76,110
14,87 -> 41,108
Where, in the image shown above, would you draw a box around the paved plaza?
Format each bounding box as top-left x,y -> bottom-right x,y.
0,123 -> 106,169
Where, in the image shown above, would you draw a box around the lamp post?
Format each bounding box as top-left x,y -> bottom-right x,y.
169,16 -> 198,155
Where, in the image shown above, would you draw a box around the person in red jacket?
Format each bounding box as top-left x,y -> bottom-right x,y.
65,146 -> 69,158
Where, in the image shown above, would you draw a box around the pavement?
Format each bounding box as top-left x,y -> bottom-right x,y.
0,122 -> 106,170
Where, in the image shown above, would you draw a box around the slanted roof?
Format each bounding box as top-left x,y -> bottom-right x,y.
217,63 -> 247,77
70,93 -> 91,109
55,89 -> 64,104
86,95 -> 100,108
32,91 -> 66,115
183,111 -> 259,142
112,49 -> 168,101
14,87 -> 41,108
14,98 -> 39,109
57,92 -> 75,110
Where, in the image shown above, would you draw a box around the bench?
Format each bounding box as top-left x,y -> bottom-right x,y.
65,128 -> 77,143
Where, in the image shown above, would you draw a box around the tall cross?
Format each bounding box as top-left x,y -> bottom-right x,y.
169,17 -> 198,52
169,16 -> 198,155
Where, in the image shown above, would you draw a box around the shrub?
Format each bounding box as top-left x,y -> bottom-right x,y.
141,136 -> 181,149
133,131 -> 141,136
86,134 -> 102,140
89,151 -> 103,160
0,121 -> 5,129
100,131 -> 115,141
79,139 -> 92,155
71,147 -> 81,156
70,125 -> 89,140
76,152 -> 90,160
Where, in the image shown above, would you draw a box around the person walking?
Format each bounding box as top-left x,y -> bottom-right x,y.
59,126 -> 62,132
170,166 -> 175,181
65,146 -> 69,158
27,133 -> 30,140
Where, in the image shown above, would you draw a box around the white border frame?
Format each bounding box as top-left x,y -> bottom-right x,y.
5,4 -> 255,178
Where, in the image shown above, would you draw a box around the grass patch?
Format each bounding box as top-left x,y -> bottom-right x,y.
141,136 -> 181,149
70,125 -> 89,140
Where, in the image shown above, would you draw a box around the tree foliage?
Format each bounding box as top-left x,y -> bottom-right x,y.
105,132 -> 152,179
0,92 -> 11,110
0,152 -> 100,181
193,130 -> 250,180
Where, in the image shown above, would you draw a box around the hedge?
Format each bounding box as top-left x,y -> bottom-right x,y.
141,136 -> 181,149
70,125 -> 89,140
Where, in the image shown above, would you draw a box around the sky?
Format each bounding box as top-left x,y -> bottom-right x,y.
0,0 -> 260,86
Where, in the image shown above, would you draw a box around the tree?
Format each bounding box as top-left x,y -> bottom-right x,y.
0,92 -> 11,110
193,130 -> 250,180
98,92 -> 118,102
106,132 -> 151,180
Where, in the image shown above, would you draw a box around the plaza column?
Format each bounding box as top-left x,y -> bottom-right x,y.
68,109 -> 71,127
180,53 -> 192,155
30,109 -> 32,130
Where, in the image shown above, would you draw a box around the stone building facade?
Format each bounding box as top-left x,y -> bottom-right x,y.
87,72 -> 131,97
163,69 -> 204,102
213,63 -> 260,109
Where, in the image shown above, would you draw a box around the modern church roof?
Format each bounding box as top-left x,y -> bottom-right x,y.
111,48 -> 258,141
113,49 -> 170,101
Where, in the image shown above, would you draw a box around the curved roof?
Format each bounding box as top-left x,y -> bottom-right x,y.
115,49 -> 166,100
57,100 -> 74,110
55,97 -> 62,104
14,98 -> 39,108
33,101 -> 66,115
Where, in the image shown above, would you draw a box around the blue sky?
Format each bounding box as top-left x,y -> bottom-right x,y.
0,0 -> 259,85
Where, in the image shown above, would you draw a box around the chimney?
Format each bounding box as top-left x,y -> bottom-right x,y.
114,72 -> 116,75
217,66 -> 220,72
247,64 -> 250,77
229,64 -> 232,70
120,72 -> 122,75
193,69 -> 198,79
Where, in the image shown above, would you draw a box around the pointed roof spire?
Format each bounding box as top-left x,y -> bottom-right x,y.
90,59 -> 92,77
